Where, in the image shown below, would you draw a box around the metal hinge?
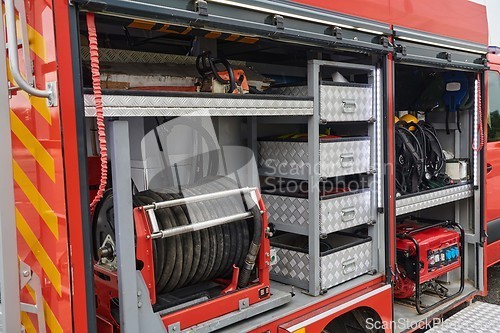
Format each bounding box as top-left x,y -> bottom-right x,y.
438,51 -> 452,62
195,0 -> 208,16
380,36 -> 389,47
332,26 -> 342,40
480,230 -> 488,247
394,44 -> 407,57
274,15 -> 284,30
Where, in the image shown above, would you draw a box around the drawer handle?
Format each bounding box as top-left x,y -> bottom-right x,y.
342,258 -> 357,275
342,100 -> 357,113
340,153 -> 355,168
341,207 -> 357,222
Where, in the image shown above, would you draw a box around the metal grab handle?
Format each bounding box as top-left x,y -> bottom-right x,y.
143,187 -> 257,211
341,207 -> 357,222
4,0 -> 53,100
342,100 -> 357,113
340,153 -> 355,168
342,258 -> 357,275
151,212 -> 253,239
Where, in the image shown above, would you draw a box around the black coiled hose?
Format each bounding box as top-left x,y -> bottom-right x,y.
93,177 -> 261,295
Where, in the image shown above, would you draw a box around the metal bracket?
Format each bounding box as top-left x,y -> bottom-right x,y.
18,261 -> 47,333
238,298 -> 250,310
195,0 -> 208,16
380,36 -> 389,48
394,44 -> 407,57
274,15 -> 284,30
438,51 -> 452,62
47,81 -> 58,107
7,81 -> 21,98
167,322 -> 181,333
332,26 -> 342,40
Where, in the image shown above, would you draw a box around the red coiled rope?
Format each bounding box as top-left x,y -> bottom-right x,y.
87,13 -> 108,213
473,74 -> 484,152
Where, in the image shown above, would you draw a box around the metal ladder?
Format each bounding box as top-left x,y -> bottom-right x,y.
0,0 -> 54,330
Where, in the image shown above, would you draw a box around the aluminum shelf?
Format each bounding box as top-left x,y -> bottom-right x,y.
396,184 -> 474,216
84,92 -> 313,117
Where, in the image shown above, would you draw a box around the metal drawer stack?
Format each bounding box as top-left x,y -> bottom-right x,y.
259,60 -> 381,295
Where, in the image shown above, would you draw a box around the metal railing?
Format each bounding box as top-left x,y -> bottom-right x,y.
0,2 -> 21,331
4,0 -> 56,105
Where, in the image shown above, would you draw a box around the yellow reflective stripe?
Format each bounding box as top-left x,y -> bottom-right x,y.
205,31 -> 222,39
26,24 -> 47,62
10,110 -> 55,182
225,34 -> 240,41
21,312 -> 37,333
27,285 -> 63,333
293,328 -> 306,333
12,160 -> 58,239
238,36 -> 259,44
28,96 -> 52,125
128,19 -> 155,30
17,208 -> 61,296
5,61 -> 52,125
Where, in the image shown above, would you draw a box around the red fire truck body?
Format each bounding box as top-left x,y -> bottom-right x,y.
0,1 -> 498,333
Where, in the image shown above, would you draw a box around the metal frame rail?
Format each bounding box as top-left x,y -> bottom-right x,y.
0,3 -> 22,332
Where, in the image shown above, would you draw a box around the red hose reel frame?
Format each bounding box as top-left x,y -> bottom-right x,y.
94,189 -> 271,332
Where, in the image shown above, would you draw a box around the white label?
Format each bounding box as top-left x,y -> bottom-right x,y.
446,82 -> 461,92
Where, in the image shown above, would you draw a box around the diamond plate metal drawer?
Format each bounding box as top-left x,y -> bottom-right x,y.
259,137 -> 371,178
320,83 -> 373,122
270,233 -> 372,291
263,189 -> 371,235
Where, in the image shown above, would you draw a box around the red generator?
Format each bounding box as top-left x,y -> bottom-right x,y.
395,218 -> 465,314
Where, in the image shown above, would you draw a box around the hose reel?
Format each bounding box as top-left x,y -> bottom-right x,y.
92,177 -> 262,294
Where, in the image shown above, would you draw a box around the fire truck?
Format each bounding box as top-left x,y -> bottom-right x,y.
1,0 -> 500,332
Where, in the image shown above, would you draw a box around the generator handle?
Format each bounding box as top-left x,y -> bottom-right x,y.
396,220 -> 457,238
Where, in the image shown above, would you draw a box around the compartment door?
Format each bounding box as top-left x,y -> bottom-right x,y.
393,26 -> 487,71
486,69 -> 500,267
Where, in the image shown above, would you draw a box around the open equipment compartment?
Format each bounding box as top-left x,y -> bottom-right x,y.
81,11 -> 389,332
392,33 -> 486,331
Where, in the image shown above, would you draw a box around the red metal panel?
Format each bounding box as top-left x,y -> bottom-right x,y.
389,0 -> 487,45
52,0 -> 92,330
485,55 -> 500,271
290,0 -> 487,45
7,0 -> 76,332
246,276 -> 385,333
